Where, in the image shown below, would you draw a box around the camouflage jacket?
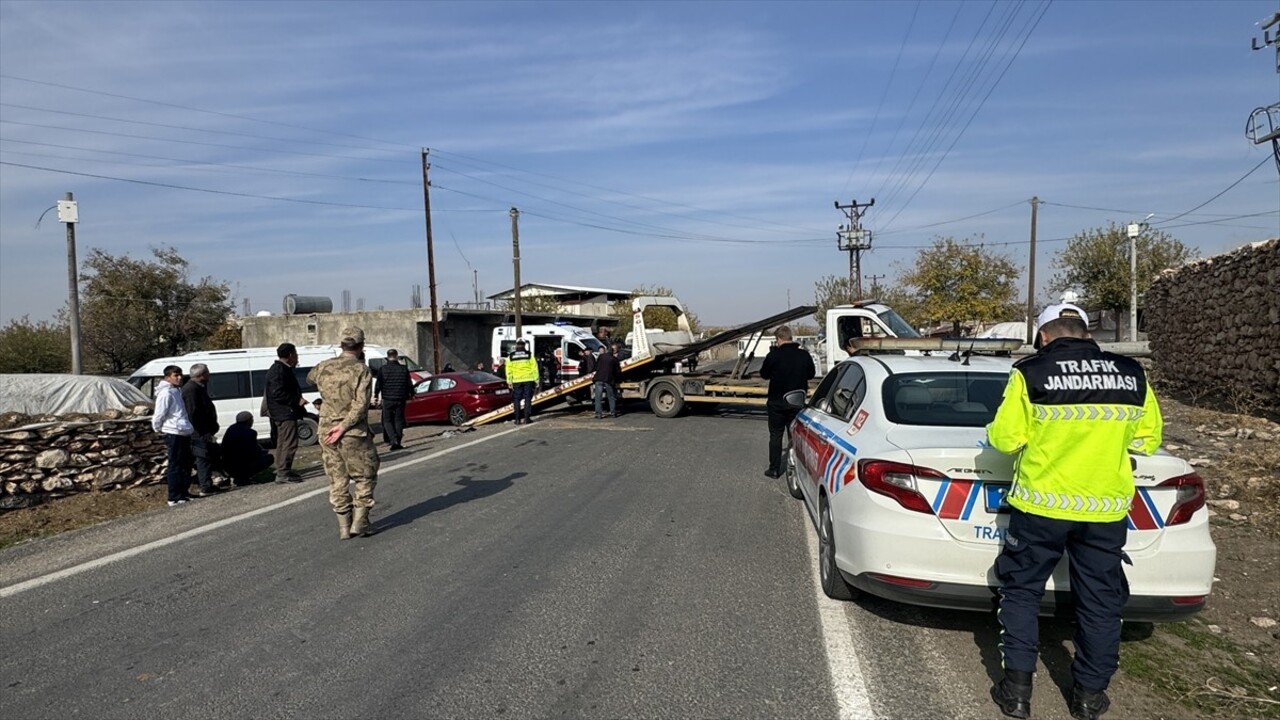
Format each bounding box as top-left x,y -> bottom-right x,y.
307,354 -> 373,436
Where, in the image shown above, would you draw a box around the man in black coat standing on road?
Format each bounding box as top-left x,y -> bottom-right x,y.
182,362 -> 222,496
265,343 -> 307,484
759,324 -> 815,479
374,348 -> 411,450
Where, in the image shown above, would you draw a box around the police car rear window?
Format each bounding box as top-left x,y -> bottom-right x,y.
881,372 -> 1007,427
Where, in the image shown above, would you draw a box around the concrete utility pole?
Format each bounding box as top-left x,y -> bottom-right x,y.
58,192 -> 83,374
422,148 -> 442,373
1126,216 -> 1152,343
835,199 -> 875,299
1026,196 -> 1040,345
510,207 -> 522,336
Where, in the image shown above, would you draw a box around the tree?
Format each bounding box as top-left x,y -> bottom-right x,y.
812,275 -> 855,327
812,275 -> 930,332
0,316 -> 71,373
79,247 -> 233,373
609,285 -> 700,339
898,236 -> 1021,335
204,320 -> 243,350
1050,223 -> 1196,338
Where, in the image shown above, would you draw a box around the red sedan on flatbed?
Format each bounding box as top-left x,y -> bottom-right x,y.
404,371 -> 512,426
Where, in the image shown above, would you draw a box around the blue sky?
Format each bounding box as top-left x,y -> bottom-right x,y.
1,0 -> 1277,328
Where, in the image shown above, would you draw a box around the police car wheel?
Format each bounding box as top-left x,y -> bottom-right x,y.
448,404 -> 468,426
296,418 -> 319,447
786,458 -> 804,500
819,500 -> 857,600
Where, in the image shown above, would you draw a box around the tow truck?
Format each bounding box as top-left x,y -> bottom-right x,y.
465,296 -> 931,426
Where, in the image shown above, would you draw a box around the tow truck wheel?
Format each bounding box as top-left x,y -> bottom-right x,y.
819,498 -> 857,600
648,382 -> 685,418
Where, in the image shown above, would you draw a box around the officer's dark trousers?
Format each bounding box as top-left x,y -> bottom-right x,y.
995,507 -> 1129,692
766,401 -> 799,473
512,382 -> 536,422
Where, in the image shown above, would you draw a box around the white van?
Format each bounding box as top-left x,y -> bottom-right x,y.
127,344 -> 422,446
491,323 -> 605,384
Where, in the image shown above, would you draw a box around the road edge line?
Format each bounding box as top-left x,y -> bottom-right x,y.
803,505 -> 878,720
0,427 -> 520,599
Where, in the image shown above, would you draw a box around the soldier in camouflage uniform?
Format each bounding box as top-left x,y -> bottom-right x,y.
307,326 -> 380,539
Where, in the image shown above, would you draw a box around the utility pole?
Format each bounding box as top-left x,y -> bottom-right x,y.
510,207 -> 522,336
835,198 -> 875,299
863,273 -> 886,295
1026,196 -> 1039,345
422,148 -> 442,373
58,192 -> 82,374
1126,216 -> 1152,343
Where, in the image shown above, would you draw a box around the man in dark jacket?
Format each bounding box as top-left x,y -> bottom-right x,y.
221,411 -> 273,486
374,348 -> 412,450
182,362 -> 222,495
265,342 -> 306,483
593,345 -> 622,419
760,324 -> 816,478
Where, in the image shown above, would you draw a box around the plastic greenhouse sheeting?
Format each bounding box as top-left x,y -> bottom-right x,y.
0,374 -> 152,415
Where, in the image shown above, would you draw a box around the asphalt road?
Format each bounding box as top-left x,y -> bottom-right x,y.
0,406 -> 1175,720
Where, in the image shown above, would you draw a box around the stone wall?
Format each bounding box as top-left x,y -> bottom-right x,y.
0,405 -> 166,508
1144,238 -> 1279,409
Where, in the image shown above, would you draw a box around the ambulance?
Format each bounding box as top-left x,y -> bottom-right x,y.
491,323 -> 607,385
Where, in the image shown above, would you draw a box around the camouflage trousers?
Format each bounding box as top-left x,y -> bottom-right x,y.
319,428 -> 379,514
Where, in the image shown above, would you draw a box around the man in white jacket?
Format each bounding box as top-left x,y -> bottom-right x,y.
152,364 -> 196,506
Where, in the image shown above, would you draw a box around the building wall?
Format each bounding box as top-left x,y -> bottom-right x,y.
1144,238 -> 1279,409
240,309 -> 610,374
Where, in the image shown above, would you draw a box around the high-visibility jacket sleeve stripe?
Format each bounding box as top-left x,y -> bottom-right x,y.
1130,384 -> 1163,456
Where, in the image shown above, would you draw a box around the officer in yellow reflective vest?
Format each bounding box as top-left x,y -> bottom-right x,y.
987,303 -> 1162,720
504,339 -> 540,425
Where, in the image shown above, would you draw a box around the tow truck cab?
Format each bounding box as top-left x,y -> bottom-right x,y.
823,302 -> 922,371
491,323 -> 606,384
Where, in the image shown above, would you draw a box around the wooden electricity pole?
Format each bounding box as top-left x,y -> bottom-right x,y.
422,149 -> 442,373
1026,196 -> 1039,345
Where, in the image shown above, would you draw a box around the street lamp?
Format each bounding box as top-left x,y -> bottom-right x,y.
1125,214 -> 1154,342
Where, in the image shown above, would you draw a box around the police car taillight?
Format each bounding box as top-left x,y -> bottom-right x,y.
1160,472 -> 1205,526
857,460 -> 943,515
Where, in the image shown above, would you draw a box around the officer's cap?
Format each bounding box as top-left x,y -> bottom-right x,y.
515,339 -> 526,347
1033,303 -> 1088,348
340,326 -> 366,344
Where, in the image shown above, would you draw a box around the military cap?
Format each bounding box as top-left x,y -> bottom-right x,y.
340,326 -> 366,344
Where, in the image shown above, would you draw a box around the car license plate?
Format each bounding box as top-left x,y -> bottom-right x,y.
984,483 -> 1011,513
496,389 -> 510,395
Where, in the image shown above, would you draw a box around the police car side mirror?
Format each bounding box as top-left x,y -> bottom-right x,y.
783,389 -> 807,409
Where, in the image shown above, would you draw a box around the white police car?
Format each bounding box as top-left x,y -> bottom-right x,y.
785,340 -> 1216,620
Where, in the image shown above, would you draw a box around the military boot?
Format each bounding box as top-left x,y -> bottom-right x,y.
351,506 -> 378,537
336,512 -> 352,540
1069,685 -> 1110,720
990,670 -> 1033,719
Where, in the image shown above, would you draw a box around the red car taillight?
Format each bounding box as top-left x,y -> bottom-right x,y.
857,460 -> 942,515
1160,472 -> 1205,526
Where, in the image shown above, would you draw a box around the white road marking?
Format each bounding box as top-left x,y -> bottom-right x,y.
803,506 -> 878,719
0,428 -> 521,599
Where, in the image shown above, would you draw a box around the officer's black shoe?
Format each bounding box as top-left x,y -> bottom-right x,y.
990,671 -> 1033,719
1069,685 -> 1110,720
763,467 -> 782,479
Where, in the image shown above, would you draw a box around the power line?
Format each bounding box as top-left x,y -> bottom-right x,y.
0,137 -> 419,185
0,73 -> 416,151
1041,200 -> 1253,218
879,1 -> 1051,230
0,161 -> 426,211
875,199 -> 1027,236
0,119 -> 410,165
844,0 -> 922,194
1152,155 -> 1272,226
0,102 -> 408,155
